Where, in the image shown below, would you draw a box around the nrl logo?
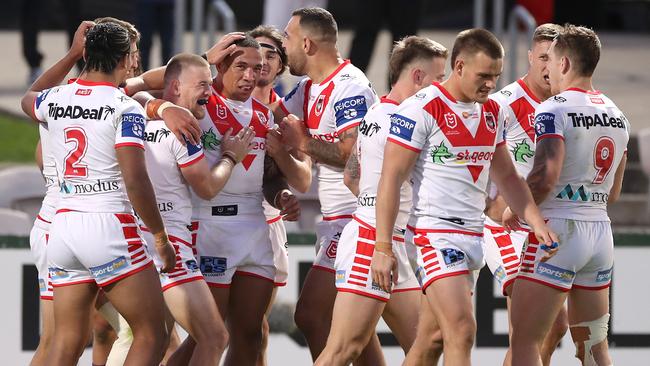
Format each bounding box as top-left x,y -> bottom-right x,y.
484,112 -> 496,133
444,112 -> 457,129
315,94 -> 326,117
216,104 -> 227,119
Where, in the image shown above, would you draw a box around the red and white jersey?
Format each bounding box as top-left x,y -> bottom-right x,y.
143,120 -> 204,229
354,97 -> 412,229
387,82 -> 506,234
491,78 -> 540,178
33,79 -> 147,213
193,87 -> 273,216
534,88 -> 629,221
37,123 -> 60,222
279,60 -> 378,218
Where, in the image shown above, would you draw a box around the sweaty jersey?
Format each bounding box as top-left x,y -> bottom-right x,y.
534,88 -> 629,221
193,86 -> 273,217
279,60 -> 378,217
354,97 -> 412,229
34,79 -> 147,213
387,82 -> 506,234
143,120 -> 204,230
37,123 -> 60,222
492,78 -> 540,178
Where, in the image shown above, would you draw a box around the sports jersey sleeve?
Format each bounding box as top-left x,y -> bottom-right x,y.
332,82 -> 376,134
33,88 -> 53,123
115,103 -> 146,149
534,102 -> 565,141
173,136 -> 205,168
386,99 -> 429,153
278,79 -> 307,119
496,103 -> 507,146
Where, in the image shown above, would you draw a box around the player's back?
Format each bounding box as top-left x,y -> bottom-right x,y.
34,80 -> 146,213
355,97 -> 411,228
534,89 -> 629,220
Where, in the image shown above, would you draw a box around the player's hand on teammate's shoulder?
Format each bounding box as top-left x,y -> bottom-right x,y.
280,114 -> 308,151
204,32 -> 246,65
161,104 -> 202,145
153,231 -> 177,273
221,127 -> 255,163
69,21 -> 96,60
276,190 -> 300,221
501,206 -> 522,232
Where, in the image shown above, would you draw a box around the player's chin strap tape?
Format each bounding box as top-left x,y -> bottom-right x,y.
570,313 -> 610,366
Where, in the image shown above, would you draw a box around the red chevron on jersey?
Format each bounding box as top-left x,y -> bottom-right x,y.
509,79 -> 539,141
424,97 -> 500,182
425,98 -> 499,147
206,93 -> 270,171
306,81 -> 335,130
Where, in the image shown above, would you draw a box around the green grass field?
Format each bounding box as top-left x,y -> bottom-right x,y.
0,113 -> 38,163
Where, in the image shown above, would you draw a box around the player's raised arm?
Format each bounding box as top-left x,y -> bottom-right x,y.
21,21 -> 94,122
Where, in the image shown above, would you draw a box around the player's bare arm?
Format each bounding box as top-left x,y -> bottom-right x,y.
35,140 -> 43,172
343,142 -> 360,196
263,155 -> 301,221
373,142 -> 418,292
526,137 -> 566,205
266,128 -> 312,193
608,152 -> 627,203
21,21 -> 95,122
281,113 -> 357,168
116,146 -> 176,272
182,127 -> 254,199
490,144 -> 558,245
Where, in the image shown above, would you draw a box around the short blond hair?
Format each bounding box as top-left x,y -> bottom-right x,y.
389,36 -> 448,86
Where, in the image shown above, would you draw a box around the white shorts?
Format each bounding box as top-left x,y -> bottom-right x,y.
407,226 -> 484,292
517,218 -> 613,292
29,216 -> 53,300
313,215 -> 352,272
267,216 -> 289,287
195,216 -> 275,287
140,226 -> 203,291
335,216 -> 420,302
47,211 -> 153,287
482,217 -> 530,296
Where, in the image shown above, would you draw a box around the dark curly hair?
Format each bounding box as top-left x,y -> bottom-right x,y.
84,22 -> 132,74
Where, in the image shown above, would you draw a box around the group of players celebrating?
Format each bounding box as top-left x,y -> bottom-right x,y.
20,6 -> 628,366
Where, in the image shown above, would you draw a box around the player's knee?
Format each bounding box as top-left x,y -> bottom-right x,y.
294,302 -> 318,333
443,316 -> 476,348
570,313 -> 609,366
428,328 -> 444,352
199,325 -> 229,352
549,316 -> 569,342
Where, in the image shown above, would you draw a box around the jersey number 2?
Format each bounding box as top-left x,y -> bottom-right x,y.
593,136 -> 615,184
64,127 -> 88,178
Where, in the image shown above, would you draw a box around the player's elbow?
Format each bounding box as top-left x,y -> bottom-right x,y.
21,95 -> 35,120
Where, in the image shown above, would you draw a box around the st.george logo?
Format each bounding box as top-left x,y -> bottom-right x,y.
484,112 -> 496,133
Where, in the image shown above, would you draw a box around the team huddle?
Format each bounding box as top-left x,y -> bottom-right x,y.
20,6 -> 628,366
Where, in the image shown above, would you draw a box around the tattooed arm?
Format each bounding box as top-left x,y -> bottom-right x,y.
281,114 -> 358,168
526,138 -> 565,205
343,142 -> 360,196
